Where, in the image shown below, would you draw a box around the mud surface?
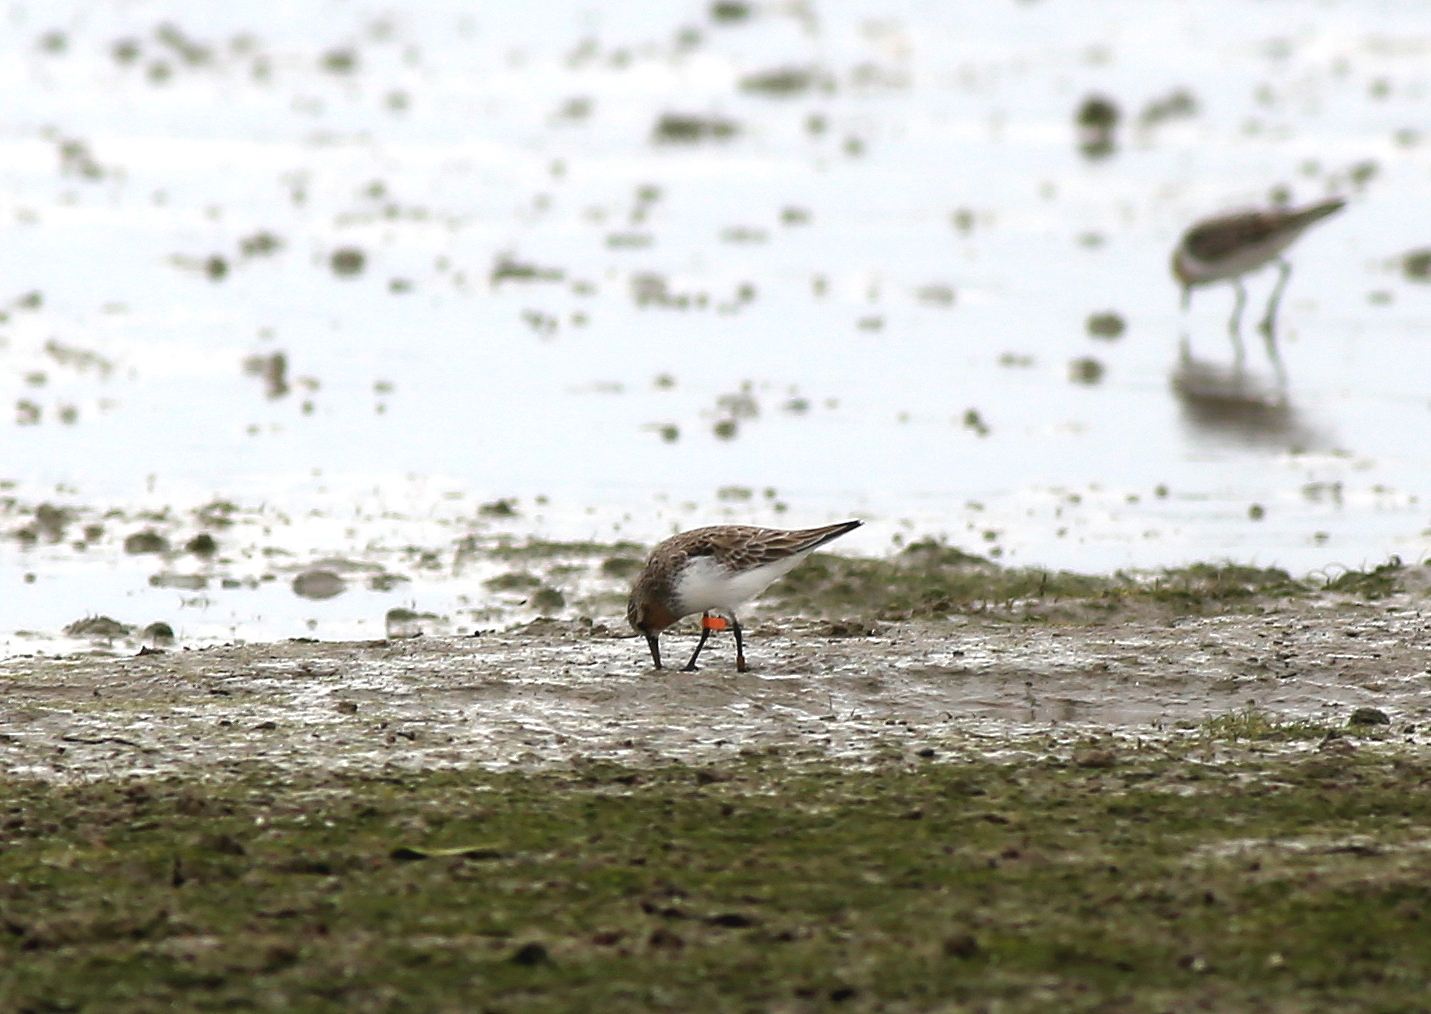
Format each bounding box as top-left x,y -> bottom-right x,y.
5,593 -> 1426,782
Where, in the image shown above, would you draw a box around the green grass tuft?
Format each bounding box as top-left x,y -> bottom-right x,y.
1322,559 -> 1405,599
1199,705 -> 1332,742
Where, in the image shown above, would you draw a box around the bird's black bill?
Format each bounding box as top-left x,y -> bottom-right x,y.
646,632 -> 662,669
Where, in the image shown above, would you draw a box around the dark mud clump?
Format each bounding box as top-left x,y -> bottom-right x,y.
1086,310 -> 1126,338
1068,356 -> 1106,384
385,607 -> 440,639
738,66 -> 829,97
329,247 -> 366,277
490,256 -> 564,286
485,571 -> 543,592
599,555 -> 644,579
239,231 -> 283,258
1075,94 -> 1120,158
478,498 -> 519,518
11,503 -> 74,544
1138,87 -> 1199,127
242,352 -> 289,398
122,530 -> 170,554
185,532 -> 218,556
710,1 -> 752,24
652,112 -> 740,144
292,570 -> 346,600
140,621 -> 175,645
1402,249 -> 1431,282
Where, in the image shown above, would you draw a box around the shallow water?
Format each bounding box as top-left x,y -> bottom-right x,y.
2,0 -> 1430,651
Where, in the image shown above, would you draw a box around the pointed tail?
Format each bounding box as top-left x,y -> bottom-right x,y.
1290,197 -> 1346,229
794,519 -> 863,553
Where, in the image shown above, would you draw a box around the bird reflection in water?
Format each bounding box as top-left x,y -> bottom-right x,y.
1169,337 -> 1323,451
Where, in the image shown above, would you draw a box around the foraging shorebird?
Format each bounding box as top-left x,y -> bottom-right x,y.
1172,197 -> 1346,343
626,520 -> 862,672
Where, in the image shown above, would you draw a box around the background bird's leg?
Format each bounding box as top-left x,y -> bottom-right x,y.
1177,287 -> 1193,361
681,613 -> 712,672
731,615 -> 748,673
646,632 -> 662,670
1259,258 -> 1292,338
1262,324 -> 1288,391
1227,280 -> 1247,364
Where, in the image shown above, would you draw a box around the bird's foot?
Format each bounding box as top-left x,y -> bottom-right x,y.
736,657 -> 749,673
680,663 -> 699,673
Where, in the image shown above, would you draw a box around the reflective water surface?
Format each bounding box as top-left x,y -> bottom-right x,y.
2,0 -> 1429,651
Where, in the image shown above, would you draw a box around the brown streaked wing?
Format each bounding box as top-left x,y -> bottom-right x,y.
663,525 -> 765,568
1183,210 -> 1291,263
715,523 -> 857,571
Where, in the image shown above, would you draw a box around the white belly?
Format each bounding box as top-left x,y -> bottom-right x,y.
672,553 -> 806,615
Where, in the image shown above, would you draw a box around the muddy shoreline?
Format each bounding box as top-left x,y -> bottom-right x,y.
4,589 -> 1425,783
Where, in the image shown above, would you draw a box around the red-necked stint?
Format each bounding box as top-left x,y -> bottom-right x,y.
626,520 -> 863,672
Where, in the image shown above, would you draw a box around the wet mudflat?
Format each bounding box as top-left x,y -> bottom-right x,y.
2,588 -> 1428,781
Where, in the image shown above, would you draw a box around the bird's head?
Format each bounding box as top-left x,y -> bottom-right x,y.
627,582 -> 678,670
626,588 -> 676,636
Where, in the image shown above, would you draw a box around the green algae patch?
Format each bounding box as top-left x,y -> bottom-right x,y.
3,746 -> 1429,1010
461,534 -> 1416,630
485,537 -> 646,561
1198,704 -> 1334,743
767,541 -> 1409,622
770,539 -> 1109,619
1322,558 -> 1406,599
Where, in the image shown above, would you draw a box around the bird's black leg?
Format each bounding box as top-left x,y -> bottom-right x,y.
681,613 -> 713,672
646,632 -> 662,670
1259,258 -> 1292,338
731,614 -> 748,673
1262,326 -> 1288,390
1228,280 -> 1247,363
